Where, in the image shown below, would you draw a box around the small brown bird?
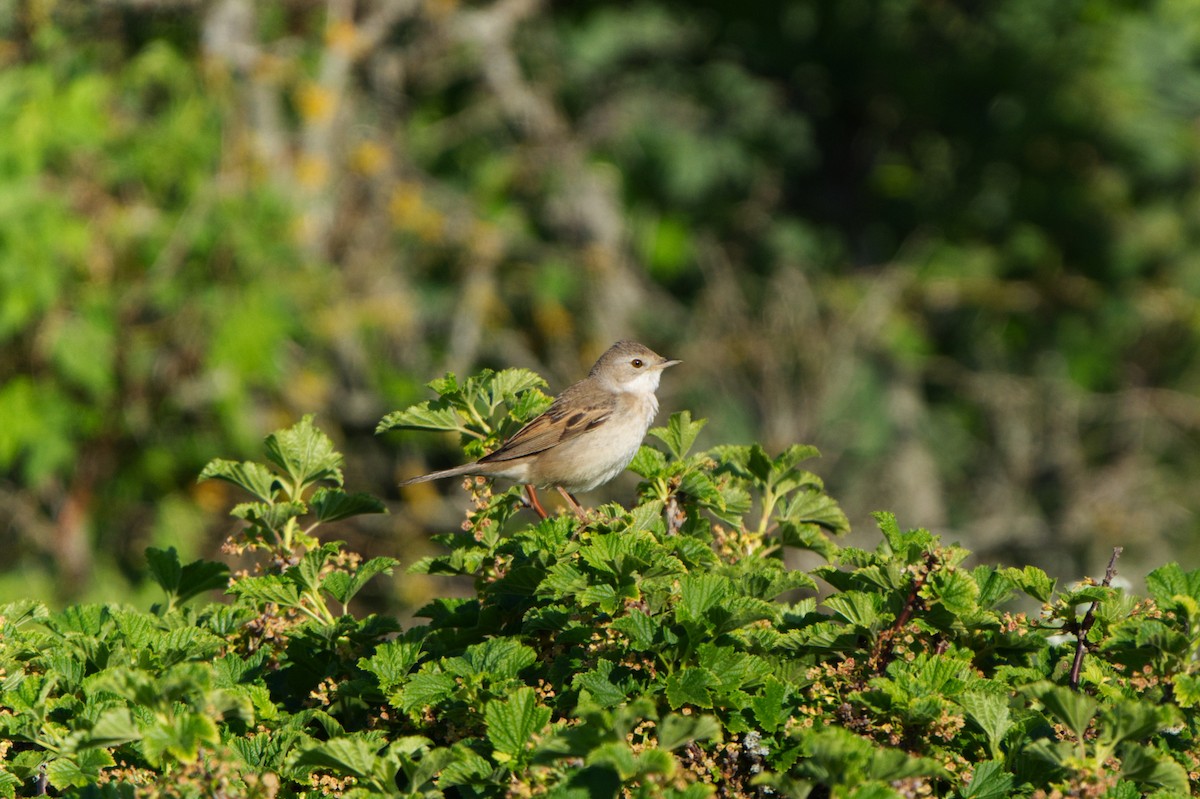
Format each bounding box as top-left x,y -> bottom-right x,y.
399,340 -> 680,520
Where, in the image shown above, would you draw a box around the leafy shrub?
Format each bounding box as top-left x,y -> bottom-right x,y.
1,369 -> 1198,798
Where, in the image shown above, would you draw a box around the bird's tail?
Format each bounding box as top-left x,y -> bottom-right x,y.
398,463 -> 480,487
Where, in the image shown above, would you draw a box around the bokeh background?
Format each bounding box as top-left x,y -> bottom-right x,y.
4,0 -> 1200,611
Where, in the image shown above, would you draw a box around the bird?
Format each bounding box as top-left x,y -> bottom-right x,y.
399,340 -> 680,520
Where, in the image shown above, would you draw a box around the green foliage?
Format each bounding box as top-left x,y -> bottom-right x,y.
4,373 -> 1200,797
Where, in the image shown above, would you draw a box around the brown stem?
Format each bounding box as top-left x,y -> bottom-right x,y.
870,551 -> 937,672
1068,547 -> 1123,690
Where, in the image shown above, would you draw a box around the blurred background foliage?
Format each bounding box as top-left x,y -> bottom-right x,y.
3,0 -> 1200,610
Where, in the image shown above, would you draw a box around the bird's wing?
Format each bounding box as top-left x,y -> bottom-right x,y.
478,384 -> 614,463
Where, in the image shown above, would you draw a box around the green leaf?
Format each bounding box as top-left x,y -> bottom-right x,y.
141,711 -> 219,767
628,445 -> 667,478
398,673 -> 458,712
973,566 -> 1016,609
376,400 -> 464,434
1146,563 -> 1200,605
450,638 -> 537,680
145,546 -> 182,594
611,609 -> 657,650
665,668 -> 715,709
484,368 -> 549,406
176,558 -> 230,604
231,500 -> 306,530
45,749 -> 115,790
310,488 -> 387,523
85,707 -> 142,748
264,415 -> 343,489
574,661 -> 633,708
323,556 -> 399,606
656,713 -> 722,750
360,638 -> 424,692
676,573 -> 730,625
227,575 -> 301,608
750,676 -> 789,733
294,735 -> 385,778
1034,685 -> 1097,742
923,569 -> 979,616
1099,702 -> 1171,748
648,411 -> 706,460
1009,566 -> 1056,603
1173,673 -> 1200,708
485,687 -> 551,762
824,591 -> 883,628
198,458 -> 278,502
959,693 -> 1011,757
872,511 -> 903,550
959,760 -> 1013,799
1118,742 -> 1190,793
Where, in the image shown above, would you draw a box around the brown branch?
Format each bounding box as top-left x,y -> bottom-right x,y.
869,550 -> 937,672
1068,546 -> 1123,690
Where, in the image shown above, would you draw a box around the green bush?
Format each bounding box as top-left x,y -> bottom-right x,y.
1,370 -> 1197,798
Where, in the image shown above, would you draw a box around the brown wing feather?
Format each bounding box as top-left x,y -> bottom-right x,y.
478,383 -> 614,463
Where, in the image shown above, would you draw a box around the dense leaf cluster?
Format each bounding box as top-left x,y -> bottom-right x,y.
2,370 -> 1199,797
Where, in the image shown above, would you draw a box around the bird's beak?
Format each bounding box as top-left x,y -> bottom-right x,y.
659,358 -> 682,369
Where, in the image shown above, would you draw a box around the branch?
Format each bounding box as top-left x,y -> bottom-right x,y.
1068,546 -> 1123,690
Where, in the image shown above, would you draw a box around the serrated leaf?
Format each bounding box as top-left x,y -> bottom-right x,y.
1145,563 -> 1200,604
1173,673 -> 1200,708
45,749 -> 115,790
294,544 -> 338,594
376,400 -> 464,434
323,556 -> 399,606
648,411 -> 706,460
145,547 -> 182,594
141,711 -> 219,767
294,735 -> 383,778
923,569 -> 979,616
485,368 -> 549,405
449,638 -> 536,680
85,707 -> 141,748
486,687 -> 551,762
628,445 -> 667,478
1118,742 -> 1190,793
263,415 -> 343,488
574,661 -> 633,708
227,575 -> 301,608
398,673 -> 458,712
176,558 -> 230,604
824,591 -> 883,628
750,676 -> 789,733
611,609 -> 657,650
311,488 -> 387,523
198,458 -> 278,501
959,693 -> 1011,757
656,713 -> 722,751
677,573 -> 730,625
973,566 -> 1016,609
231,500 -> 306,530
360,639 -> 424,692
665,668 -> 715,709
780,490 -> 850,536
960,760 -> 1014,799
1035,685 -> 1096,742
1009,566 -> 1056,603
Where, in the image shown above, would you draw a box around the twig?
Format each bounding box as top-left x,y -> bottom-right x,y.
1068,546 -> 1123,690
869,551 -> 936,672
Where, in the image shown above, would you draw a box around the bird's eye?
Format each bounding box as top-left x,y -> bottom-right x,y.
631,358 -> 644,368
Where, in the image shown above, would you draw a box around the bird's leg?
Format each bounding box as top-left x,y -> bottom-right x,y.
525,485 -> 549,519
556,486 -> 588,522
